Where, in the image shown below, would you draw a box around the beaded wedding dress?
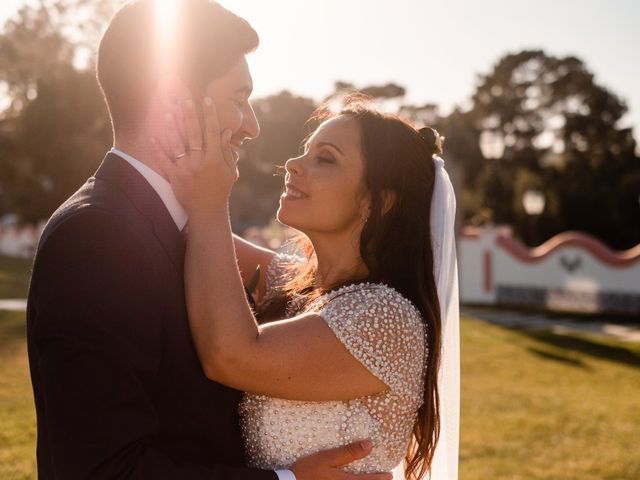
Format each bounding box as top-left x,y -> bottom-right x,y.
239,253 -> 427,474
240,156 -> 459,479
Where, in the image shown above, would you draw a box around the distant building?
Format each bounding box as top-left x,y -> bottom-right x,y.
459,226 -> 640,315
0,217 -> 46,258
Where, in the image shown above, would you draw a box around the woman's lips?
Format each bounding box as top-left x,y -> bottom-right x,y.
282,183 -> 309,200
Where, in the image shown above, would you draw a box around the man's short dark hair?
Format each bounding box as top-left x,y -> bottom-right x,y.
97,0 -> 258,132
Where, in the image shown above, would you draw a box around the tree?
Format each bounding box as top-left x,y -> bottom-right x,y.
324,80 -> 406,113
328,81 -> 406,101
0,0 -> 118,113
0,0 -> 115,222
469,50 -> 640,248
2,66 -> 111,222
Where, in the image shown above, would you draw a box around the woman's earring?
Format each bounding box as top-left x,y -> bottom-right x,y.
361,209 -> 370,225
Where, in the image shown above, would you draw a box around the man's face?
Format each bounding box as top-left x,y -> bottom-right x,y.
204,56 -> 260,159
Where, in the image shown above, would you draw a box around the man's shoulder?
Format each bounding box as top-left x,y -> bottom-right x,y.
51,175 -> 141,227
40,176 -> 150,253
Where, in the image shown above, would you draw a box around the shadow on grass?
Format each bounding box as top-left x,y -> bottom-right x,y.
463,302 -> 640,325
526,347 -> 589,369
509,327 -> 640,370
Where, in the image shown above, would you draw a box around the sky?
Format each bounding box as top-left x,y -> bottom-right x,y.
1,0 -> 639,138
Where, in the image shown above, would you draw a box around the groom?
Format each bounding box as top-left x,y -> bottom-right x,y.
26,1 -> 387,479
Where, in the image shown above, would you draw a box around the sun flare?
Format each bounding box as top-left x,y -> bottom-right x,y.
153,0 -> 180,76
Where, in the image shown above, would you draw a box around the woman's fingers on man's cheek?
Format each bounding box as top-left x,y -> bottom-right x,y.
165,113 -> 187,157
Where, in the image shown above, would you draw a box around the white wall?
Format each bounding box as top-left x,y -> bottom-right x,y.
459,226 -> 640,314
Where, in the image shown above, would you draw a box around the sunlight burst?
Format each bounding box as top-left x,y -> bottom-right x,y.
153,0 -> 180,77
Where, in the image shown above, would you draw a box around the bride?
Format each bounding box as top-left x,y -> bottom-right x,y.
155,94 -> 459,479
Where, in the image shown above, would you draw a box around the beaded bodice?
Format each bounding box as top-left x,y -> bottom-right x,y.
238,254 -> 427,473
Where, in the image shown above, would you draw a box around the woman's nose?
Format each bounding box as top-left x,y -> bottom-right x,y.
285,155 -> 303,175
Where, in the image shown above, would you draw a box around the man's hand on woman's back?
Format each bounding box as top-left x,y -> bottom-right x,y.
291,441 -> 393,480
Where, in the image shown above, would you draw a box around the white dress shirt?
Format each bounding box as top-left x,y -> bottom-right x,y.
110,148 -> 188,231
109,148 -> 297,480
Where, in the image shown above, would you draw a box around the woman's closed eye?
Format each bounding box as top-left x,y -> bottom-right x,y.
316,153 -> 336,165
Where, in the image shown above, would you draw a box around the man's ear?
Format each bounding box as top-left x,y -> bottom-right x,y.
381,189 -> 396,216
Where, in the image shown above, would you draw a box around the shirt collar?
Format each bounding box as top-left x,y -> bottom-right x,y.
110,147 -> 188,231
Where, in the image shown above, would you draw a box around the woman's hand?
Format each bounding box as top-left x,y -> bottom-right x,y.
152,92 -> 238,218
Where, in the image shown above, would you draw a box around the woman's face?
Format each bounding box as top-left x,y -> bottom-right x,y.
277,115 -> 370,237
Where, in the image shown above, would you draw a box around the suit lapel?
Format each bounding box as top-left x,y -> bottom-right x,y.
151,209 -> 186,274
94,153 -> 186,272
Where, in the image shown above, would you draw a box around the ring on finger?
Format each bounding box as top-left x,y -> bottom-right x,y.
190,146 -> 203,151
175,152 -> 188,159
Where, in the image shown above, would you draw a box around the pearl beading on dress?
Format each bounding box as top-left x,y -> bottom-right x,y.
239,254 -> 427,473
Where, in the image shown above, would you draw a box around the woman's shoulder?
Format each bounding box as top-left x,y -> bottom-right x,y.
316,282 -> 423,326
315,282 -> 426,401
318,282 -> 419,310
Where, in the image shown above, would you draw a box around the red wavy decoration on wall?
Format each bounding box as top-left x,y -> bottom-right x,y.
496,231 -> 640,268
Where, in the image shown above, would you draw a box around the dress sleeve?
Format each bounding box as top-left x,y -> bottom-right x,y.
318,285 -> 427,402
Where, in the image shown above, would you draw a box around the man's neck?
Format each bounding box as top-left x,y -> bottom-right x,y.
113,137 -> 169,181
112,136 -> 189,230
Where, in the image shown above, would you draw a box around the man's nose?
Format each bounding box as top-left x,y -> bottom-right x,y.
241,103 -> 260,140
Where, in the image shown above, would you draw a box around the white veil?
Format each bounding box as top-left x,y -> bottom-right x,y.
392,155 -> 460,480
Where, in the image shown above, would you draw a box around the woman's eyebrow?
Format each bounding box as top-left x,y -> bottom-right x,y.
316,141 -> 343,155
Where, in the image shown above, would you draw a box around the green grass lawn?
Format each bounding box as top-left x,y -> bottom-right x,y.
1,310 -> 639,479
0,255 -> 32,299
459,318 -> 640,480
0,310 -> 36,479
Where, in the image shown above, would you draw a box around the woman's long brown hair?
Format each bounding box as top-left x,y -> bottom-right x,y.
259,97 -> 442,479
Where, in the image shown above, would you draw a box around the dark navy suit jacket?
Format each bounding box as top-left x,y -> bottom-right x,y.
27,153 -> 276,479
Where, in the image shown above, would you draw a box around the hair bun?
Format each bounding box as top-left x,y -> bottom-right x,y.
419,127 -> 444,157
